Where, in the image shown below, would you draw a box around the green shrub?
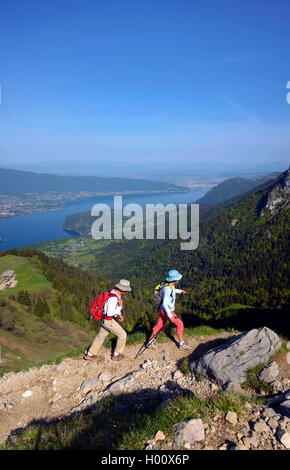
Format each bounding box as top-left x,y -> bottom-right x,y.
180,358 -> 191,376
212,392 -> 247,417
34,297 -> 50,318
243,363 -> 273,394
196,374 -> 204,382
17,290 -> 32,306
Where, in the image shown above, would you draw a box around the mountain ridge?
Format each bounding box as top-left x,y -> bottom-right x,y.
0,167 -> 186,196
195,172 -> 281,205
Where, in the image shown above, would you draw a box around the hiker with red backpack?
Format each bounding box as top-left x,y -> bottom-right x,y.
147,270 -> 190,350
83,279 -> 132,362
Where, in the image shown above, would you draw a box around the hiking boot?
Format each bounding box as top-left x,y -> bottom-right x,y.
111,353 -> 125,361
83,351 -> 98,361
178,341 -> 190,350
147,341 -> 158,349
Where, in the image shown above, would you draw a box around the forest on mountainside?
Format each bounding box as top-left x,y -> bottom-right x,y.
1,169 -> 289,341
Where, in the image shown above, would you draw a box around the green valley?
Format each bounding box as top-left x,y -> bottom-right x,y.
24,167 -> 290,338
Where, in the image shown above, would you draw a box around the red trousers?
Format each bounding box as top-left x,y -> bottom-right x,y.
152,307 -> 184,336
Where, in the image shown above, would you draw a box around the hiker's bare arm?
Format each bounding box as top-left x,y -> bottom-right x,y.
119,314 -> 124,322
175,288 -> 187,294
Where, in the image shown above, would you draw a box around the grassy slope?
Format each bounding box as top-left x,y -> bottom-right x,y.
0,255 -> 93,373
0,306 -> 92,374
0,255 -> 54,297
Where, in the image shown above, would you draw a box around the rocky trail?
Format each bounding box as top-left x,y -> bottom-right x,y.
1,329 -> 290,450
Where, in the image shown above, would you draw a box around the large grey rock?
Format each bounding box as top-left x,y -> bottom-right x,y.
174,418 -> 205,443
80,378 -> 100,395
98,371 -> 113,384
190,327 -> 281,386
130,370 -> 146,380
107,380 -> 126,395
258,362 -> 279,383
107,370 -> 142,395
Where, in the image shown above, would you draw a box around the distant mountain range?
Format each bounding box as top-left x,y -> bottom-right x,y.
5,159 -> 289,179
196,172 -> 281,204
0,167 -> 186,196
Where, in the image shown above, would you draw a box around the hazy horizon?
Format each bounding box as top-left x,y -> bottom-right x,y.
2,158 -> 288,181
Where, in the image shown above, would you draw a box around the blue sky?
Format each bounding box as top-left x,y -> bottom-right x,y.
0,0 -> 290,166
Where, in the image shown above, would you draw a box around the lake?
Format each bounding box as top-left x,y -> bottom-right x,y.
0,189 -> 208,251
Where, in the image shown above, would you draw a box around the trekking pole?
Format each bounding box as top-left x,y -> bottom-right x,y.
134,324 -> 168,359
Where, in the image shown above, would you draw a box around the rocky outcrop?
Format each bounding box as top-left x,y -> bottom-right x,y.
107,369 -> 147,395
260,167 -> 290,216
190,327 -> 281,387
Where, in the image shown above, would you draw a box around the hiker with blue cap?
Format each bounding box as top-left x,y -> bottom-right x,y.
147,270 -> 190,350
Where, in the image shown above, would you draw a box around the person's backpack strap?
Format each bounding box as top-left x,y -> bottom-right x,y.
153,281 -> 174,306
163,282 -> 174,300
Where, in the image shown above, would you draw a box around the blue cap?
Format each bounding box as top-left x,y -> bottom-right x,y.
166,270 -> 182,282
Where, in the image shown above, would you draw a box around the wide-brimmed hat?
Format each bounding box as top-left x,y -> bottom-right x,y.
115,279 -> 132,292
166,270 -> 182,282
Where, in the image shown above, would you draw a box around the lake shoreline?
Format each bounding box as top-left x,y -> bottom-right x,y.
0,188 -> 208,252
0,188 -> 191,222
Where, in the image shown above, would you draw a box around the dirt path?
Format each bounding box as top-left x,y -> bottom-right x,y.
0,332 -> 230,443
0,331 -> 289,449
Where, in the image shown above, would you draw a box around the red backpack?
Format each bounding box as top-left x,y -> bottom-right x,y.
90,291 -> 119,320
